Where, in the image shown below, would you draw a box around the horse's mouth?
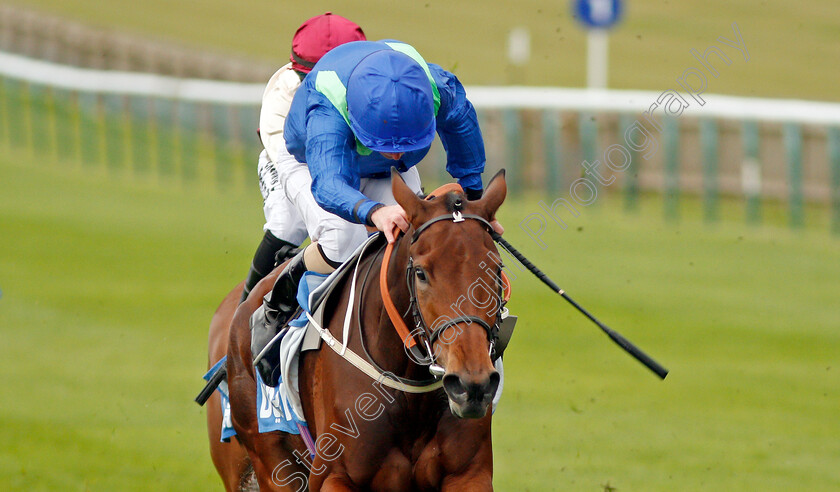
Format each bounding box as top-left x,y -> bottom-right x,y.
443,371 -> 500,419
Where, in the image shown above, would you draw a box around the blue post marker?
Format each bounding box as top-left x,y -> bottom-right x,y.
573,0 -> 624,89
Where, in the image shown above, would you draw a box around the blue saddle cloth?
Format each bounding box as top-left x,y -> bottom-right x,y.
204,272 -> 331,442
204,234 -> 383,442
203,356 -> 308,441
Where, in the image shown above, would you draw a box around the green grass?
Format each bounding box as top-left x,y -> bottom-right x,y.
7,0 -> 840,101
1,150 -> 839,491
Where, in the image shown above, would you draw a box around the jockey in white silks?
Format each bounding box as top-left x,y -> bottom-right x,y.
241,12 -> 366,303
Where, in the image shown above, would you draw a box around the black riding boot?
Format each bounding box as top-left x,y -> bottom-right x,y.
252,249 -> 307,386
240,231 -> 299,303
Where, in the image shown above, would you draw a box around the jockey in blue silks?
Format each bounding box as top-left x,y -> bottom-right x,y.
255,39 -> 502,384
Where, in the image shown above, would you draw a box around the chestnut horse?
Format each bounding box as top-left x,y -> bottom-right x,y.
211,170 -> 507,490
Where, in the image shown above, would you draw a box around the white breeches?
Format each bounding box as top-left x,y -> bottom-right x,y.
257,148 -> 422,264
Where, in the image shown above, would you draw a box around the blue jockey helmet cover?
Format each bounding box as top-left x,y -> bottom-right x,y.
346,50 -> 436,153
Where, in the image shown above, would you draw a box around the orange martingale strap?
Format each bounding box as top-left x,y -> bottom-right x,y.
380,227 -> 417,348
380,182 -> 466,349
501,271 -> 512,302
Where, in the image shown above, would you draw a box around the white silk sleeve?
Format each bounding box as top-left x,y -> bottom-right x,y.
259,64 -> 302,164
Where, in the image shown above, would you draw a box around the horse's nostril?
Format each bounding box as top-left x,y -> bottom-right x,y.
486,371 -> 501,396
443,374 -> 468,401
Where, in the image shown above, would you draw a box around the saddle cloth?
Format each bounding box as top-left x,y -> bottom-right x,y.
207,234 -> 381,441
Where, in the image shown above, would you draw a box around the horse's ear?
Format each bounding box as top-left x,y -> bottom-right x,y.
477,169 -> 507,219
391,167 -> 424,222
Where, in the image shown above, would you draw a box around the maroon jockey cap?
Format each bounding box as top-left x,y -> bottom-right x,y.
290,12 -> 366,74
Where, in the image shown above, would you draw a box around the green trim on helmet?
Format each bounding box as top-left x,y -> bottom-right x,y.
314,70 -> 373,155
384,42 -> 441,115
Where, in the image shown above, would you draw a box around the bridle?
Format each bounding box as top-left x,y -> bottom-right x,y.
407,212 -> 502,361
308,186 -> 513,393
380,196 -> 510,372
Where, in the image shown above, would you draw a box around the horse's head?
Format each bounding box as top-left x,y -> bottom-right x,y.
392,169 -> 508,419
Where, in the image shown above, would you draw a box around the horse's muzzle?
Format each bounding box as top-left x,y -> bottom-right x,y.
442,371 -> 500,419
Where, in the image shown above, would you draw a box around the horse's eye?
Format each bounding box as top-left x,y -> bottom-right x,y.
414,267 -> 428,283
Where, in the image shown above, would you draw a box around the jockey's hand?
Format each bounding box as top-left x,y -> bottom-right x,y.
491,220 -> 504,235
371,205 -> 409,243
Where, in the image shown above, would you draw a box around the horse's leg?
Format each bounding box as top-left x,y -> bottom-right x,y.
438,437 -> 493,492
207,282 -> 253,491
440,468 -> 493,492
439,439 -> 493,492
318,474 -> 359,491
427,414 -> 494,492
228,272 -> 310,491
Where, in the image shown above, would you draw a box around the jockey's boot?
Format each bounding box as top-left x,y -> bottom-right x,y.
240,232 -> 299,303
253,249 -> 307,385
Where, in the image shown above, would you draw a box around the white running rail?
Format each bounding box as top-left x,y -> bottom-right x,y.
3,50 -> 840,124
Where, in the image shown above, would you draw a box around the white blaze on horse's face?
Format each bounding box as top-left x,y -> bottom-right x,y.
392,168 -> 508,419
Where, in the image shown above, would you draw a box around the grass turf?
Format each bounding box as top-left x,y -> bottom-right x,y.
1,150 -> 839,490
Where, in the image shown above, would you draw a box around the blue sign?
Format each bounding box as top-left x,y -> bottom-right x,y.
573,0 -> 623,29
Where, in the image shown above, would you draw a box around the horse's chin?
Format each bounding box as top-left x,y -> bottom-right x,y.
447,399 -> 491,419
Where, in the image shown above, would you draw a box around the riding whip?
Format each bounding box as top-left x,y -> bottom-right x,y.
490,231 -> 668,380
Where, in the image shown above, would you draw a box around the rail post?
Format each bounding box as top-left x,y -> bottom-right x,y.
741,120 -> 762,225
700,118 -> 719,223
663,117 -> 680,221
828,127 -> 840,235
502,109 -> 523,196
783,123 -> 804,229
579,111 -> 599,200
542,109 -> 562,197
619,113 -> 640,212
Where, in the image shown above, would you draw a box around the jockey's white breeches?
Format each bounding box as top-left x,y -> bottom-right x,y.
257,146 -> 422,264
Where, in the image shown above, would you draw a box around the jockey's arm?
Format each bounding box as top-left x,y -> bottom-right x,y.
430,64 -> 486,198
430,65 -> 503,235
304,106 -> 383,226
